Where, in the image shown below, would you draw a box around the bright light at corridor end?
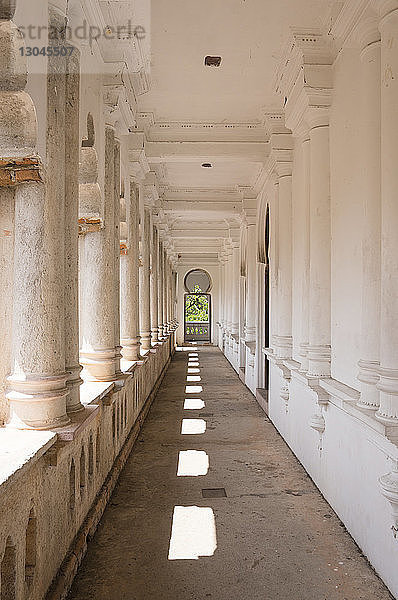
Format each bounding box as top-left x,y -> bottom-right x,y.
168,506 -> 217,560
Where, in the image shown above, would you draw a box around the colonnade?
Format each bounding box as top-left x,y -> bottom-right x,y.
0,0 -> 177,431
217,0 -> 398,427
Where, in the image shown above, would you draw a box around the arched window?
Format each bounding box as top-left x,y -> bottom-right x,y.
184,270 -> 212,343
1,537 -> 16,600
25,508 -> 37,592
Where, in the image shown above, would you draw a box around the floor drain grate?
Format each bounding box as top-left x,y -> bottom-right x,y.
202,488 -> 227,498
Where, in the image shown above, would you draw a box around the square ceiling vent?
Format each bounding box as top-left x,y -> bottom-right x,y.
205,56 -> 222,67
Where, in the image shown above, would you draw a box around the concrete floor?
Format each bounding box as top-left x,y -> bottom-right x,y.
68,347 -> 393,600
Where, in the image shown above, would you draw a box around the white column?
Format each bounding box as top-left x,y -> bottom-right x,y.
120,180 -> 141,361
225,247 -> 232,334
64,44 -> 83,413
298,135 -> 311,372
376,2 -> 398,422
5,3 -> 69,428
139,206 -> 152,351
114,139 -> 122,374
275,169 -> 293,359
244,207 -> 257,344
269,180 -> 279,353
307,115 -> 331,378
162,247 -> 169,335
231,245 -> 240,336
357,25 -> 382,410
79,125 -> 117,381
158,240 -> 165,338
219,256 -> 225,333
151,225 -> 159,343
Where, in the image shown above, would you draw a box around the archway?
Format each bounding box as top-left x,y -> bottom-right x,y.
184,270 -> 212,343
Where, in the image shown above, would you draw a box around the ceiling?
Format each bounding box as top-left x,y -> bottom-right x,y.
138,0 -> 332,265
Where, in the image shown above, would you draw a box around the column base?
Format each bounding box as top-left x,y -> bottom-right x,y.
80,348 -> 117,382
121,337 -> 141,361
357,359 -> 380,410
375,366 -> 398,423
298,342 -> 309,373
66,363 -> 84,413
140,332 -> 152,351
151,328 -> 159,344
273,335 -> 293,360
6,373 -> 70,430
307,344 -> 331,378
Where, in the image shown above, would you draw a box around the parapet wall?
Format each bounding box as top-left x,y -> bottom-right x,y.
0,336 -> 174,600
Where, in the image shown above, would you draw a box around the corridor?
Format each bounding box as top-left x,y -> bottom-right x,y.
68,347 -> 391,600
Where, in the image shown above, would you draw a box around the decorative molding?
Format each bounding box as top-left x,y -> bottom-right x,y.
379,462 -> 398,538
275,28 -> 333,134
310,411 -> 326,451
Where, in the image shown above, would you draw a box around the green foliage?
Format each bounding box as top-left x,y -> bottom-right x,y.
185,293 -> 209,322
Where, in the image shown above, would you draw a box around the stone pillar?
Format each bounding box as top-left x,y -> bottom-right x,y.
113,140 -> 122,374
307,116 -> 331,378
150,225 -> 159,343
244,207 -> 257,344
231,245 -> 240,336
357,24 -> 382,410
4,2 -> 69,428
79,126 -> 117,381
139,207 -> 152,350
219,255 -> 225,333
298,135 -> 311,372
227,247 -> 233,334
275,170 -> 293,359
64,45 -> 83,413
158,240 -> 165,338
263,114 -> 293,360
163,248 -> 169,334
120,181 -> 141,361
376,2 -> 398,422
269,179 -> 279,353
166,257 -> 172,330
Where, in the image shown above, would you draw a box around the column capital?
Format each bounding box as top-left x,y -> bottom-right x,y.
275,29 -> 333,134
242,199 -> 257,226
263,111 -> 294,177
128,132 -> 150,182
372,0 -> 398,20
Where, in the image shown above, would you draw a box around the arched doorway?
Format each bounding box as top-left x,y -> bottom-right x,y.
184,269 -> 212,343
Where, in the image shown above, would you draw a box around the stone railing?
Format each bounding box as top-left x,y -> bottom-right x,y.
0,335 -> 175,600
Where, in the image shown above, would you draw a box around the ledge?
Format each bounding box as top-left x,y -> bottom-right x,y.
0,429 -> 57,494
80,381 -> 115,406
245,341 -> 256,355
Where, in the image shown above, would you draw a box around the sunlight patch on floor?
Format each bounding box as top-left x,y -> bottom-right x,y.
187,368 -> 200,374
168,506 -> 217,560
181,419 -> 206,435
185,385 -> 203,394
188,362 -> 200,368
184,398 -> 205,410
177,450 -> 209,476
187,375 -> 201,382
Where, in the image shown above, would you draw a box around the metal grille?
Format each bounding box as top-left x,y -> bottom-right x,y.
184,293 -> 211,342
